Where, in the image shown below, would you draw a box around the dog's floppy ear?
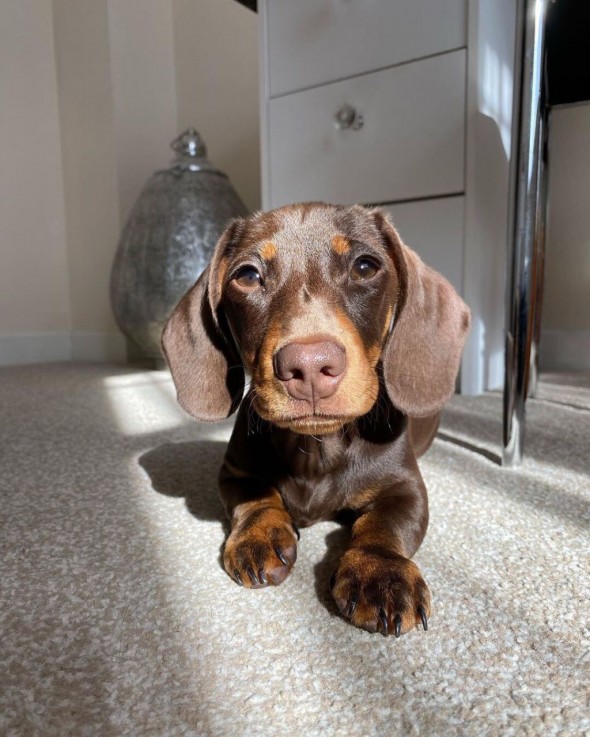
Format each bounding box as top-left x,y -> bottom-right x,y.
373,211 -> 471,417
162,222 -> 245,421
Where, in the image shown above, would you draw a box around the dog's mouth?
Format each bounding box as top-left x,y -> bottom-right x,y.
250,379 -> 378,435
272,414 -> 353,435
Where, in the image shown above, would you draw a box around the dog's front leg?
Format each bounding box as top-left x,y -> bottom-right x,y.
331,476 -> 431,636
219,467 -> 299,589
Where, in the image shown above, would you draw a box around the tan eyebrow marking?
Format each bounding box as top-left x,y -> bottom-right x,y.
259,241 -> 277,260
331,235 -> 351,255
382,305 -> 394,341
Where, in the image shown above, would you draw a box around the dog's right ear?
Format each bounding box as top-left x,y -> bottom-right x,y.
162,224 -> 245,422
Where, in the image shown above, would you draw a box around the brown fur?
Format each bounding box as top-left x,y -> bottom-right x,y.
163,202 -> 470,636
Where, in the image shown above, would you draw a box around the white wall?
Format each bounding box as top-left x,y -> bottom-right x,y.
52,0 -> 122,360
0,0 -> 260,366
107,0 -> 179,224
173,0 -> 261,213
0,1 -> 70,356
540,103 -> 590,371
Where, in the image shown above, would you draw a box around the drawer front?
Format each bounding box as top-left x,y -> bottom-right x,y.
267,50 -> 465,209
383,196 -> 465,294
266,0 -> 466,97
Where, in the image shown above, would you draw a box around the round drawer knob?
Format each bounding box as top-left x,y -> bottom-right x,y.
334,103 -> 364,130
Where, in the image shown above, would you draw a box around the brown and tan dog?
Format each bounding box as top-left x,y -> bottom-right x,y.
163,202 -> 470,637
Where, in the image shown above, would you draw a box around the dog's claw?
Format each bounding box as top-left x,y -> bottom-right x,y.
379,608 -> 388,636
246,566 -> 259,586
234,569 -> 243,586
394,613 -> 402,638
292,524 -> 300,540
346,595 -> 358,619
418,605 -> 428,631
258,568 -> 268,585
275,548 -> 290,567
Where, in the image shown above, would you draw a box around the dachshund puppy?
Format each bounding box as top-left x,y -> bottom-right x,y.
163,202 -> 470,637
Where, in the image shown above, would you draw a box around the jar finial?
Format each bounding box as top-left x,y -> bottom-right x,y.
171,128 -> 207,160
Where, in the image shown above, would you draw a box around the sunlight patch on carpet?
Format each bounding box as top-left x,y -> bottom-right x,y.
102,371 -> 189,436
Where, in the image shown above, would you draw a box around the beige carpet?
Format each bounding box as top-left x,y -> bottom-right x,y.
1,363 -> 588,737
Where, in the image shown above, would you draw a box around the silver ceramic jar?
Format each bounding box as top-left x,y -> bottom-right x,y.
110,128 -> 248,360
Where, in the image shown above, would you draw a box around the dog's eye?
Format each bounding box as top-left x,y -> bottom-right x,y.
234,266 -> 262,289
351,258 -> 379,281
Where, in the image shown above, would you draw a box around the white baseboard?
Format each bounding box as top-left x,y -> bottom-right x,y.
539,330 -> 590,371
0,332 -> 71,366
70,332 -> 126,362
0,331 -> 126,367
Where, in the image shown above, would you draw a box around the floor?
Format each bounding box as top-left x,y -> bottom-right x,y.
0,363 -> 588,737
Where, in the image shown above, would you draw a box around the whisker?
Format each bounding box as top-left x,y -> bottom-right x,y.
246,391 -> 259,435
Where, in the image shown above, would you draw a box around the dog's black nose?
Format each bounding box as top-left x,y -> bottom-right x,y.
273,340 -> 346,402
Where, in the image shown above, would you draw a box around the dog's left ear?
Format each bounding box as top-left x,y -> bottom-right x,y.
162,221 -> 246,421
373,210 -> 471,417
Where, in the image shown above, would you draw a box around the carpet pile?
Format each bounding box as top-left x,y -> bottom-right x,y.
1,364 -> 588,736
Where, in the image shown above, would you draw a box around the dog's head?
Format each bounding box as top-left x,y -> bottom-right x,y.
163,202 -> 470,433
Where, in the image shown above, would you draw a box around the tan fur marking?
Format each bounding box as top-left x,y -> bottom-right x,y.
260,241 -> 277,260
223,491 -> 298,588
366,344 -> 382,367
351,515 -> 407,556
349,486 -> 381,510
331,307 -> 380,416
252,301 -> 381,430
382,305 -> 394,341
331,234 -> 351,255
331,547 -> 432,635
253,318 -> 288,417
231,489 -> 286,529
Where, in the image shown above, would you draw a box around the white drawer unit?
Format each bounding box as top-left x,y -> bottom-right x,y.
265,0 -> 467,97
259,0 -> 516,394
267,50 -> 466,209
383,196 -> 465,295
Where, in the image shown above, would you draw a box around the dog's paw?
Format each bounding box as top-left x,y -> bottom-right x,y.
330,547 -> 431,636
223,506 -> 299,588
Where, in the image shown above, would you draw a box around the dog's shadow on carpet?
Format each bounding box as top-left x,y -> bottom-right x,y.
139,440 -> 228,527
140,441 -> 351,618
313,524 -> 351,620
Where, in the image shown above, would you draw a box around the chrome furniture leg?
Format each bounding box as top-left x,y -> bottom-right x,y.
503,0 -> 550,466
528,99 -> 550,400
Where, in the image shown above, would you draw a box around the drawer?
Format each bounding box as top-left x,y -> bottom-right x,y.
267,50 -> 465,209
382,196 -> 464,294
265,0 -> 467,97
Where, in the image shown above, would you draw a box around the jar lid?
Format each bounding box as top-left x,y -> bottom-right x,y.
170,128 -> 225,174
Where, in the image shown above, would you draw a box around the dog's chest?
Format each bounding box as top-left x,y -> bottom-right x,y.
278,473 -> 348,527
274,435 -> 355,526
